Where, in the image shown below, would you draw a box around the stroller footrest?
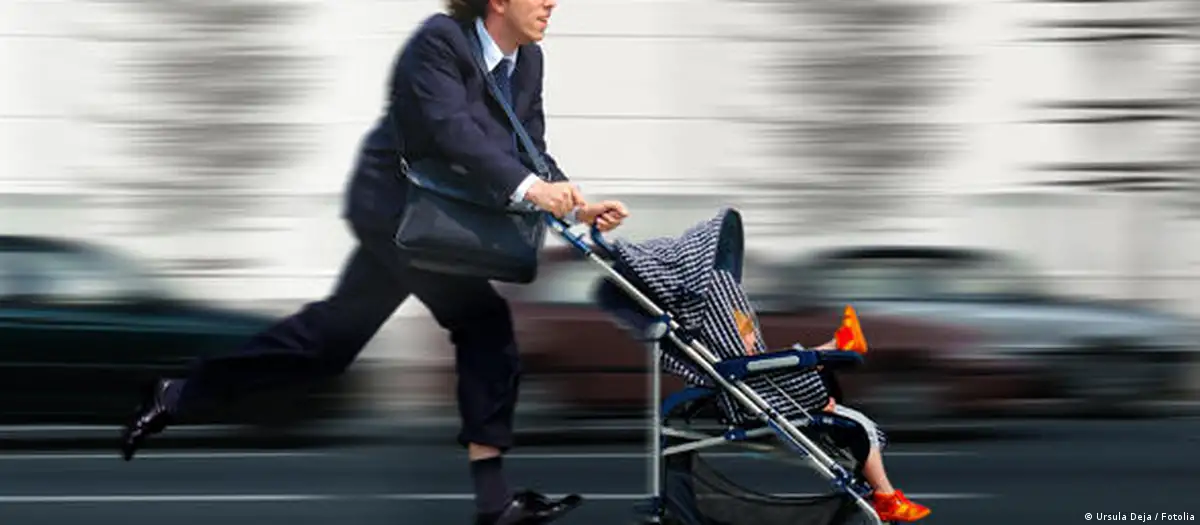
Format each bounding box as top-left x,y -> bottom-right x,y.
713,349 -> 862,380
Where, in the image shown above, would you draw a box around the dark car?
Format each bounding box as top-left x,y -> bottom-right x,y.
489,246 -> 1037,428
775,245 -> 1200,415
0,235 -> 360,430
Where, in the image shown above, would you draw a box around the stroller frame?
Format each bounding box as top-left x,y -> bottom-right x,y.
546,216 -> 887,525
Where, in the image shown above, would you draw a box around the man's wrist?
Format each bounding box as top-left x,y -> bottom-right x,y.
510,173 -> 541,203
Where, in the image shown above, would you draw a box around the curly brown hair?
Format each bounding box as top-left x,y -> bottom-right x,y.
445,0 -> 488,21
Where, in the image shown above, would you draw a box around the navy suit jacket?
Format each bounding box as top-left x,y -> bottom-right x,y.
344,13 -> 567,233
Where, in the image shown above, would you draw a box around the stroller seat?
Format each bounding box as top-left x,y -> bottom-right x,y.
596,268 -> 878,481
564,208 -> 892,525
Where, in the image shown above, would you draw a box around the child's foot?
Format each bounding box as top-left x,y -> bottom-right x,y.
872,490 -> 931,522
835,305 -> 868,353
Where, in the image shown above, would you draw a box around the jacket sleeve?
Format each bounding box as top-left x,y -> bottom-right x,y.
405,26 -> 534,202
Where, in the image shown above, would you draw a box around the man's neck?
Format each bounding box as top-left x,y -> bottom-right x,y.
483,16 -> 519,55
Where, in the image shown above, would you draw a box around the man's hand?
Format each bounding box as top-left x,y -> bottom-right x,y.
576,200 -> 629,232
524,180 -> 582,218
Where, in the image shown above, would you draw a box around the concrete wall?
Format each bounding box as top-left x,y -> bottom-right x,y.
2,0 -> 1198,321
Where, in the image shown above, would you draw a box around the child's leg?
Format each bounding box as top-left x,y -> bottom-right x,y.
827,404 -> 892,490
864,442 -> 896,494
827,404 -> 930,522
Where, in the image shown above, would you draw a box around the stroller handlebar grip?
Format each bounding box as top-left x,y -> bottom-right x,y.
545,214 -> 618,259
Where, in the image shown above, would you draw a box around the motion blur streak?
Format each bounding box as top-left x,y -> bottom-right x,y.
2,0 -> 1199,523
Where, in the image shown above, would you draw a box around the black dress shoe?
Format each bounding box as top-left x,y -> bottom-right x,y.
120,379 -> 175,461
474,489 -> 584,525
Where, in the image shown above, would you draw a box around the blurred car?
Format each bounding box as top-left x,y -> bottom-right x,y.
774,245 -> 1200,416
495,246 -> 1039,428
0,235 -> 360,430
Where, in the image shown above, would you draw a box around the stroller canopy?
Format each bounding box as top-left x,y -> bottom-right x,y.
609,207 -> 747,329
603,207 -> 770,384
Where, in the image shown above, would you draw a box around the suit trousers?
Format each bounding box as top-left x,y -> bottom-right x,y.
170,221 -> 522,450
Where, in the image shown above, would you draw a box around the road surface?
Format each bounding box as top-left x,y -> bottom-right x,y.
2,418 -> 1197,524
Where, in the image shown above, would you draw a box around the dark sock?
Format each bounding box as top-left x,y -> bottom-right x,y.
470,456 -> 513,515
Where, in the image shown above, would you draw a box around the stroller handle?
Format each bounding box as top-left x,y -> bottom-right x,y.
546,215 -> 617,259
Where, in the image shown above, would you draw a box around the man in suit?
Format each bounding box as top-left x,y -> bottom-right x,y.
120,0 -> 628,523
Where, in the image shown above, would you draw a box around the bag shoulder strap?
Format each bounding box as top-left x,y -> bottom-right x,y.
463,26 -> 553,181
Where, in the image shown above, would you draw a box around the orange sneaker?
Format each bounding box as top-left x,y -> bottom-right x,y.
834,305 -> 868,354
872,490 -> 931,522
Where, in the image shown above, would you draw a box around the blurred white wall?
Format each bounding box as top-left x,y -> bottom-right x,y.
2,0 -> 1198,333
936,0 -> 1200,314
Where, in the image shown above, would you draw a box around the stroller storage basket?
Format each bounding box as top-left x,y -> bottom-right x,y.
656,392 -> 874,525
663,449 -> 860,525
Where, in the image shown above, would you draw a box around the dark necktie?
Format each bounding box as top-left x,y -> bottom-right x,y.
491,58 -> 513,105
491,59 -> 518,155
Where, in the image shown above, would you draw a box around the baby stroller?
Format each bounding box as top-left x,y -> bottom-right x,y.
547,207 -> 894,525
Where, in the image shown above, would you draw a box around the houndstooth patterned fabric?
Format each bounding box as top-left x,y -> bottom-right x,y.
608,208 -> 886,447
703,269 -> 832,419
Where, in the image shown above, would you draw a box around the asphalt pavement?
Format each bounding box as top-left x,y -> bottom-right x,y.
2,418 -> 1198,525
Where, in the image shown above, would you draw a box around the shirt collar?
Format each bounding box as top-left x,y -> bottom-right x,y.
474,17 -> 517,76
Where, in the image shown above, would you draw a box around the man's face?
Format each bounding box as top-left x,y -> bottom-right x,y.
497,0 -> 557,44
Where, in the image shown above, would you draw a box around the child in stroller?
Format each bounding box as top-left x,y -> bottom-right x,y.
735,305 -> 932,522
